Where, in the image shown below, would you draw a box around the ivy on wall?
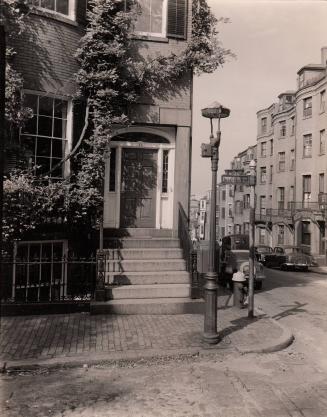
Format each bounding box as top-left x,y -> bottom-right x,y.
3,0 -> 234,243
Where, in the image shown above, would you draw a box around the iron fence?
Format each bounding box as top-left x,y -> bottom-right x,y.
1,256 -> 96,303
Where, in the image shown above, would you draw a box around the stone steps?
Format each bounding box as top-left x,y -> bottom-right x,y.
107,271 -> 190,286
92,234 -> 202,315
90,298 -> 204,315
104,248 -> 184,260
106,283 -> 191,300
106,259 -> 187,273
104,238 -> 181,249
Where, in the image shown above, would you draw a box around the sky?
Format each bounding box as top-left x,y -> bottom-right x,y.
191,0 -> 327,198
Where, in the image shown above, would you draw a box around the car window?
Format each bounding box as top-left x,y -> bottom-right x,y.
275,247 -> 284,253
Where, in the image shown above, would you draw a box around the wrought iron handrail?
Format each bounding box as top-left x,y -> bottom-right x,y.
178,202 -> 200,299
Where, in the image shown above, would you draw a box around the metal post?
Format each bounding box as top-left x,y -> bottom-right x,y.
203,122 -> 220,344
248,160 -> 256,318
201,102 -> 230,344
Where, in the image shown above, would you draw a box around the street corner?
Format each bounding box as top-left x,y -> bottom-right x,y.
217,305 -> 294,355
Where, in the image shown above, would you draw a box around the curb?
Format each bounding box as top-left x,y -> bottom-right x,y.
236,307 -> 294,355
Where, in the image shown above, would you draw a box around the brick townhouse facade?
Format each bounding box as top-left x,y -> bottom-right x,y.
5,0 -> 195,305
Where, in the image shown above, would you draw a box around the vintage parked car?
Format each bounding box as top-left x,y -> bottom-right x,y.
264,246 -> 318,271
219,235 -> 266,290
255,245 -> 273,264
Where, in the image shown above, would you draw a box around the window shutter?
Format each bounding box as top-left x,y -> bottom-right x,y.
167,0 -> 187,39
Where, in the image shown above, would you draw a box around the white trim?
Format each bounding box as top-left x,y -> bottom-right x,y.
116,147 -> 122,228
30,0 -> 76,20
112,126 -> 175,144
157,148 -> 163,228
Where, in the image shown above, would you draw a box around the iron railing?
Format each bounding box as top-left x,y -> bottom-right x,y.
178,203 -> 200,299
288,201 -> 326,211
2,256 -> 96,303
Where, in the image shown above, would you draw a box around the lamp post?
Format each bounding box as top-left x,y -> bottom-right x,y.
201,101 -> 230,344
247,159 -> 256,318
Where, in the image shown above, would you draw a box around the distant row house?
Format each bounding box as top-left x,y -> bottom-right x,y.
214,47 -> 327,264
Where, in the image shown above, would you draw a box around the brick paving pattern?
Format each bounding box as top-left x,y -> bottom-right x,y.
0,295 -> 284,361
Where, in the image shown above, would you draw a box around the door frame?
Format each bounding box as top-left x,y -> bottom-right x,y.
106,140 -> 175,229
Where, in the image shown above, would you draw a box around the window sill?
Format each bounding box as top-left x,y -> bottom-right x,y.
132,34 -> 169,43
319,110 -> 325,115
318,152 -> 325,156
29,7 -> 78,26
303,115 -> 312,120
303,156 -> 312,159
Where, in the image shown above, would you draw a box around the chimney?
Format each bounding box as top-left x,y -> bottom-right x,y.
321,46 -> 327,67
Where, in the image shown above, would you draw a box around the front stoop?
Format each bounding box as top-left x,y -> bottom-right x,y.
91,235 -> 203,315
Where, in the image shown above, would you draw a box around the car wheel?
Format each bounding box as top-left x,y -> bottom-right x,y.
280,264 -> 287,271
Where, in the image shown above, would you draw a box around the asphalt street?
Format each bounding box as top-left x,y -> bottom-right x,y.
1,268 -> 327,417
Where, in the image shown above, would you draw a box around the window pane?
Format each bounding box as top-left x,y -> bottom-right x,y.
38,116 -> 53,136
40,0 -> 55,11
57,0 -> 69,14
54,99 -> 68,118
39,96 -> 54,117
53,118 -> 66,138
135,0 -> 151,32
36,136 -> 51,157
151,0 -> 163,33
50,159 -> 63,177
52,139 -> 64,158
36,157 -> 51,174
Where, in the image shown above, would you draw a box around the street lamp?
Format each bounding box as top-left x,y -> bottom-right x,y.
201,101 -> 230,344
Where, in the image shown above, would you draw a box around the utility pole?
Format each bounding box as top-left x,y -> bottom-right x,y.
247,160 -> 256,318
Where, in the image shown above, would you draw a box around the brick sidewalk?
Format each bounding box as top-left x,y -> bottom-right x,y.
0,295 -> 291,364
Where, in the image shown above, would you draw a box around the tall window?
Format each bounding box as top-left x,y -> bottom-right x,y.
289,186 -> 294,202
278,187 -> 285,210
270,139 -> 273,156
303,134 -> 312,158
290,117 -> 295,136
303,175 -> 311,206
243,194 -> 250,209
277,225 -> 285,245
290,149 -> 295,170
235,201 -> 243,215
28,0 -> 71,16
279,120 -> 286,137
259,228 -> 265,244
320,90 -> 326,113
259,196 -> 266,215
222,190 -> 226,201
109,148 -> 116,192
302,221 -> 311,246
21,93 -> 69,178
320,130 -> 326,155
162,150 -> 169,193
278,152 -> 285,172
261,142 -> 267,157
221,226 -> 225,238
221,207 -> 225,219
228,203 -> 233,217
319,173 -> 324,195
229,186 -> 234,197
303,96 -> 312,118
260,167 -> 266,183
261,117 -> 267,134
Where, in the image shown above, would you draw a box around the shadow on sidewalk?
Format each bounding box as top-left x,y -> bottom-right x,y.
219,313 -> 266,339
